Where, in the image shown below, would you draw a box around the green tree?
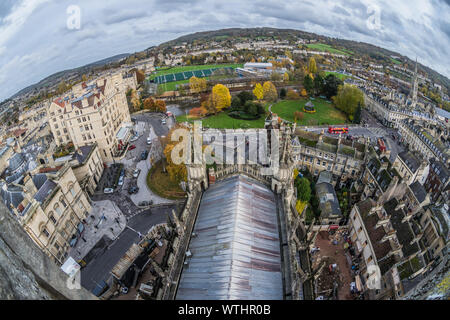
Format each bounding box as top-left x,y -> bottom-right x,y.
333,84 -> 365,121
303,74 -> 314,95
295,177 -> 311,202
323,74 -> 343,99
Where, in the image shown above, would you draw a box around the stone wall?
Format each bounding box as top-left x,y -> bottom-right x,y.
0,201 -> 96,300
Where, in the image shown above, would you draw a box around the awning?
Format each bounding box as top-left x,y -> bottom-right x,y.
116,127 -> 130,141
329,225 -> 339,230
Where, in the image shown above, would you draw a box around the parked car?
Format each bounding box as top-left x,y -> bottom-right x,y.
104,188 -> 114,194
128,186 -> 139,194
138,200 -> 153,207
147,137 -> 152,145
161,119 -> 167,125
118,175 -> 124,186
141,150 -> 149,160
128,144 -> 136,150
133,169 -> 141,178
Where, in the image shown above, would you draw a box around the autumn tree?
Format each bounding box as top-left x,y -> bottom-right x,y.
155,99 -> 167,113
300,88 -> 308,97
143,97 -> 155,110
163,125 -> 188,183
263,81 -> 278,102
286,89 -> 300,100
189,76 -> 207,94
294,111 -> 304,122
308,57 -> 318,74
253,83 -> 264,100
211,84 -> 231,112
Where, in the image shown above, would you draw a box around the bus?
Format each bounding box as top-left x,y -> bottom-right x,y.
328,126 -> 349,134
377,138 -> 386,152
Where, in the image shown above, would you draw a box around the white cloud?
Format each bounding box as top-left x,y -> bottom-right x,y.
0,0 -> 449,101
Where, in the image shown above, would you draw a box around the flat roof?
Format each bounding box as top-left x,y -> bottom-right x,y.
176,175 -> 283,300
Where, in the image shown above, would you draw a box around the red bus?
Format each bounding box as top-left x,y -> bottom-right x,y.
328,126 -> 349,134
378,138 -> 386,152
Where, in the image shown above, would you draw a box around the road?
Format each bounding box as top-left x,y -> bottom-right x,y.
303,109 -> 405,162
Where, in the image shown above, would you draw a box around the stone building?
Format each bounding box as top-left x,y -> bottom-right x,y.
0,200 -> 96,300
392,151 -> 427,185
291,129 -> 367,186
47,73 -> 132,163
423,158 -> 449,206
2,163 -> 92,266
53,143 -> 104,196
398,119 -> 450,166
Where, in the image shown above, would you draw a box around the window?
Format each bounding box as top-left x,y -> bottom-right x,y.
54,242 -> 60,250
42,228 -> 50,238
61,198 -> 67,208
54,204 -> 62,215
70,187 -> 76,197
358,226 -> 363,233
49,215 -> 57,224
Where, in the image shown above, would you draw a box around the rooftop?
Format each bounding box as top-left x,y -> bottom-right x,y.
176,175 -> 283,300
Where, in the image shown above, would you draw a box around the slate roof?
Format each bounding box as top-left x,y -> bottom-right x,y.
385,198 -> 420,258
409,181 -> 427,203
356,199 -> 392,264
34,179 -> 57,204
0,183 -> 24,212
8,153 -> 26,172
398,151 -> 422,173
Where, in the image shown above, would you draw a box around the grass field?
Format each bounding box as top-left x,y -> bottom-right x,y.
390,58 -> 402,65
149,63 -> 243,80
306,43 -> 352,56
270,98 -> 348,125
176,111 -> 267,129
325,71 -> 350,80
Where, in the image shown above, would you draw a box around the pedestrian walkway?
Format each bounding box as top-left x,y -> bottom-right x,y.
68,200 -> 127,262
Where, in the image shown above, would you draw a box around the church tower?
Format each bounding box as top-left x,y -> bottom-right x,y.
409,58 -> 419,110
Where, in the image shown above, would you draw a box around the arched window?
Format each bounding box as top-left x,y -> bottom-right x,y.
59,196 -> 67,208
54,204 -> 62,216
68,183 -> 76,197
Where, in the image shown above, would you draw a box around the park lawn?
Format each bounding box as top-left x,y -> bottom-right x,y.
147,161 -> 186,200
149,63 -> 243,80
306,43 -> 352,56
270,98 -> 348,126
391,58 -> 402,65
176,111 -> 267,129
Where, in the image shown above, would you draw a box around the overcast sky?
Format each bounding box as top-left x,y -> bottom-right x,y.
0,0 -> 449,101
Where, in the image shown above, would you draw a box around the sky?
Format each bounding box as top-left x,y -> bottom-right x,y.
0,0 -> 449,101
